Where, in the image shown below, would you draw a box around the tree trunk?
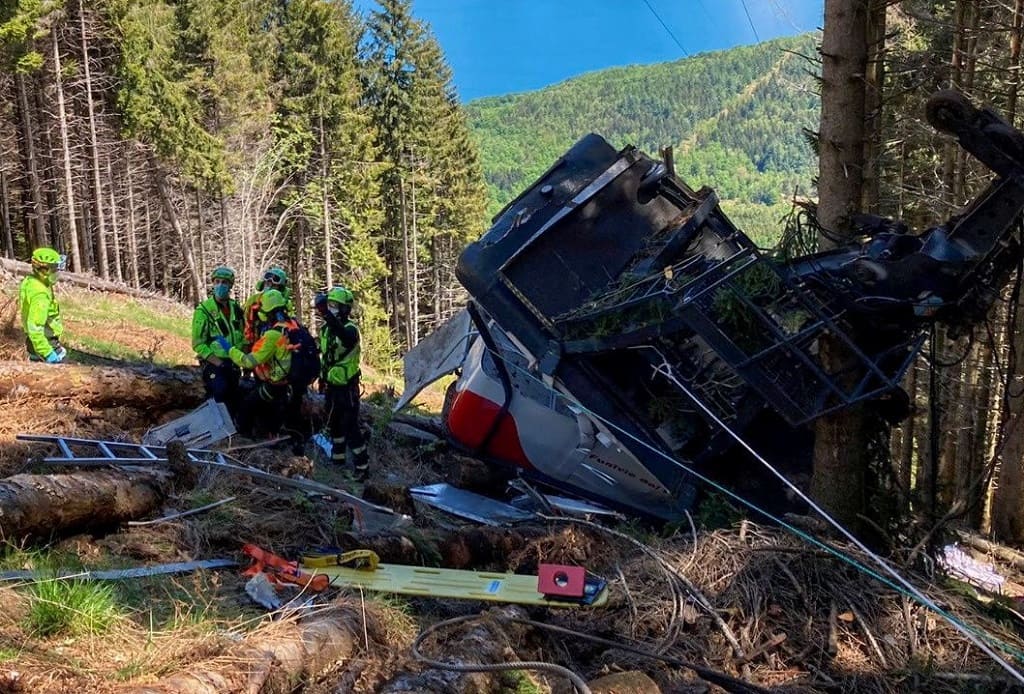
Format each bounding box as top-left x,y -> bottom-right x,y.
0,467 -> 176,541
80,2 -> 109,279
0,361 -> 204,410
861,0 -> 886,213
124,602 -> 370,694
107,156 -> 124,282
52,26 -> 82,272
0,169 -> 13,258
126,155 -> 141,288
15,72 -> 46,249
150,156 -> 202,303
811,0 -> 872,527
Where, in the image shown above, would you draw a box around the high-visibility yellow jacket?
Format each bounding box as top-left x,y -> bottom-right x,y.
320,318 -> 361,386
229,321 -> 292,384
191,297 -> 246,362
19,273 -> 62,358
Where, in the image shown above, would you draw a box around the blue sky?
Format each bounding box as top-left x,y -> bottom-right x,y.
355,0 -> 824,102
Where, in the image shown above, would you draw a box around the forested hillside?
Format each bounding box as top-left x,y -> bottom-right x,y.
466,34 -> 820,243
0,0 -> 487,358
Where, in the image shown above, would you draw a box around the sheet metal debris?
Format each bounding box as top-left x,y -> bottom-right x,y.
409,483 -> 535,526
939,544 -> 1006,593
143,398 -> 236,448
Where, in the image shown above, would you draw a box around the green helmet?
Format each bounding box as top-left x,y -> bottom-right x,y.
263,267 -> 288,287
260,288 -> 287,313
32,247 -> 62,267
211,266 -> 235,283
327,286 -> 354,306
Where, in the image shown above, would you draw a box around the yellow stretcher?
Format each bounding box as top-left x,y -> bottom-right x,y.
299,551 -> 609,608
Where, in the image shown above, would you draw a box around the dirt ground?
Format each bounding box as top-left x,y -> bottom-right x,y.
2,278 -> 1024,693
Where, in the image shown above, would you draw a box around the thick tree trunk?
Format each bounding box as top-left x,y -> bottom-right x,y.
107,156 -> 124,282
811,0 -> 872,527
0,361 -> 203,410
125,602 -> 370,694
0,467 -> 175,541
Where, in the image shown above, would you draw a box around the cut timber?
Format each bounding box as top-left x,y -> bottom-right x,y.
0,467 -> 177,541
956,530 -> 1024,573
0,257 -> 174,302
0,361 -> 203,409
124,602 -> 372,693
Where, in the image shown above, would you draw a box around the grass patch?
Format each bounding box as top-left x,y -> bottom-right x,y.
0,647 -> 19,662
23,577 -> 121,637
60,294 -> 190,340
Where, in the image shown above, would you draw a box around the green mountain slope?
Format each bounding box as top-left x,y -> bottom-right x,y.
466,34 -> 820,243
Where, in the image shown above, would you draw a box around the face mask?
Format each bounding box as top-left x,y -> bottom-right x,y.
213,284 -> 230,300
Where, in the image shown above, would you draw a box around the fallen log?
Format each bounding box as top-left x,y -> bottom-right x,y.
955,530 -> 1024,573
0,361 -> 203,409
380,607 -> 546,694
124,601 -> 374,693
0,257 -> 175,302
0,467 -> 177,541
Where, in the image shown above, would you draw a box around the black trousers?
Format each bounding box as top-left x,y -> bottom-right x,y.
326,378 -> 367,473
201,361 -> 241,413
236,381 -> 290,438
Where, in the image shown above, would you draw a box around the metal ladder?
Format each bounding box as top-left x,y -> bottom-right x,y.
16,434 -> 226,466
16,433 -> 410,531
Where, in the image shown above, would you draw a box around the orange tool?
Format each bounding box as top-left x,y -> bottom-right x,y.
242,543 -> 330,592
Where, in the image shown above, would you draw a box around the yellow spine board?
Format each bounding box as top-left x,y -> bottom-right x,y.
301,562 -> 608,608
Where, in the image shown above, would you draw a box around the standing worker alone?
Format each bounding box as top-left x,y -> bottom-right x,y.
315,286 -> 368,481
19,247 -> 66,363
192,266 -> 246,412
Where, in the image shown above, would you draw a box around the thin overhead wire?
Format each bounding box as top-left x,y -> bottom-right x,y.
739,0 -> 761,42
640,0 -> 689,57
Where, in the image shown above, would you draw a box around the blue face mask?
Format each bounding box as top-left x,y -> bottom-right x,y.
213,284 -> 230,301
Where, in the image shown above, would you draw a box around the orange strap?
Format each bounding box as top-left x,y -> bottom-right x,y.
241,543 -> 330,592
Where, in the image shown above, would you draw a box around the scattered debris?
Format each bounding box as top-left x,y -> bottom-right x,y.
409,482 -> 535,525
939,544 -> 1006,593
142,398 -> 236,448
0,559 -> 237,582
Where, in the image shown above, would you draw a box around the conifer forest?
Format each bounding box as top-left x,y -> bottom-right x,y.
5,0 -> 1024,551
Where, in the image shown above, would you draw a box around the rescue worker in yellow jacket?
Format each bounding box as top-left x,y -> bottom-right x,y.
242,267 -> 293,345
223,289 -> 293,437
191,266 -> 246,412
315,286 -> 368,480
19,247 -> 66,363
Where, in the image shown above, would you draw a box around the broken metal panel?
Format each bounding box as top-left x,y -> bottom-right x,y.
395,309 -> 474,412
143,398 -> 236,448
409,483 -> 535,526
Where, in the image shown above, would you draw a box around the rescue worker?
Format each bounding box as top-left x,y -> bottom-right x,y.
19,247 -> 66,363
191,266 -> 246,412
315,286 -> 368,481
243,267 -> 292,345
222,289 -> 293,438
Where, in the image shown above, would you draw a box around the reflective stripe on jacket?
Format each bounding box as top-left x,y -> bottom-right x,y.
191,297 -> 246,361
229,322 -> 291,383
320,319 -> 361,386
19,274 -> 62,357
